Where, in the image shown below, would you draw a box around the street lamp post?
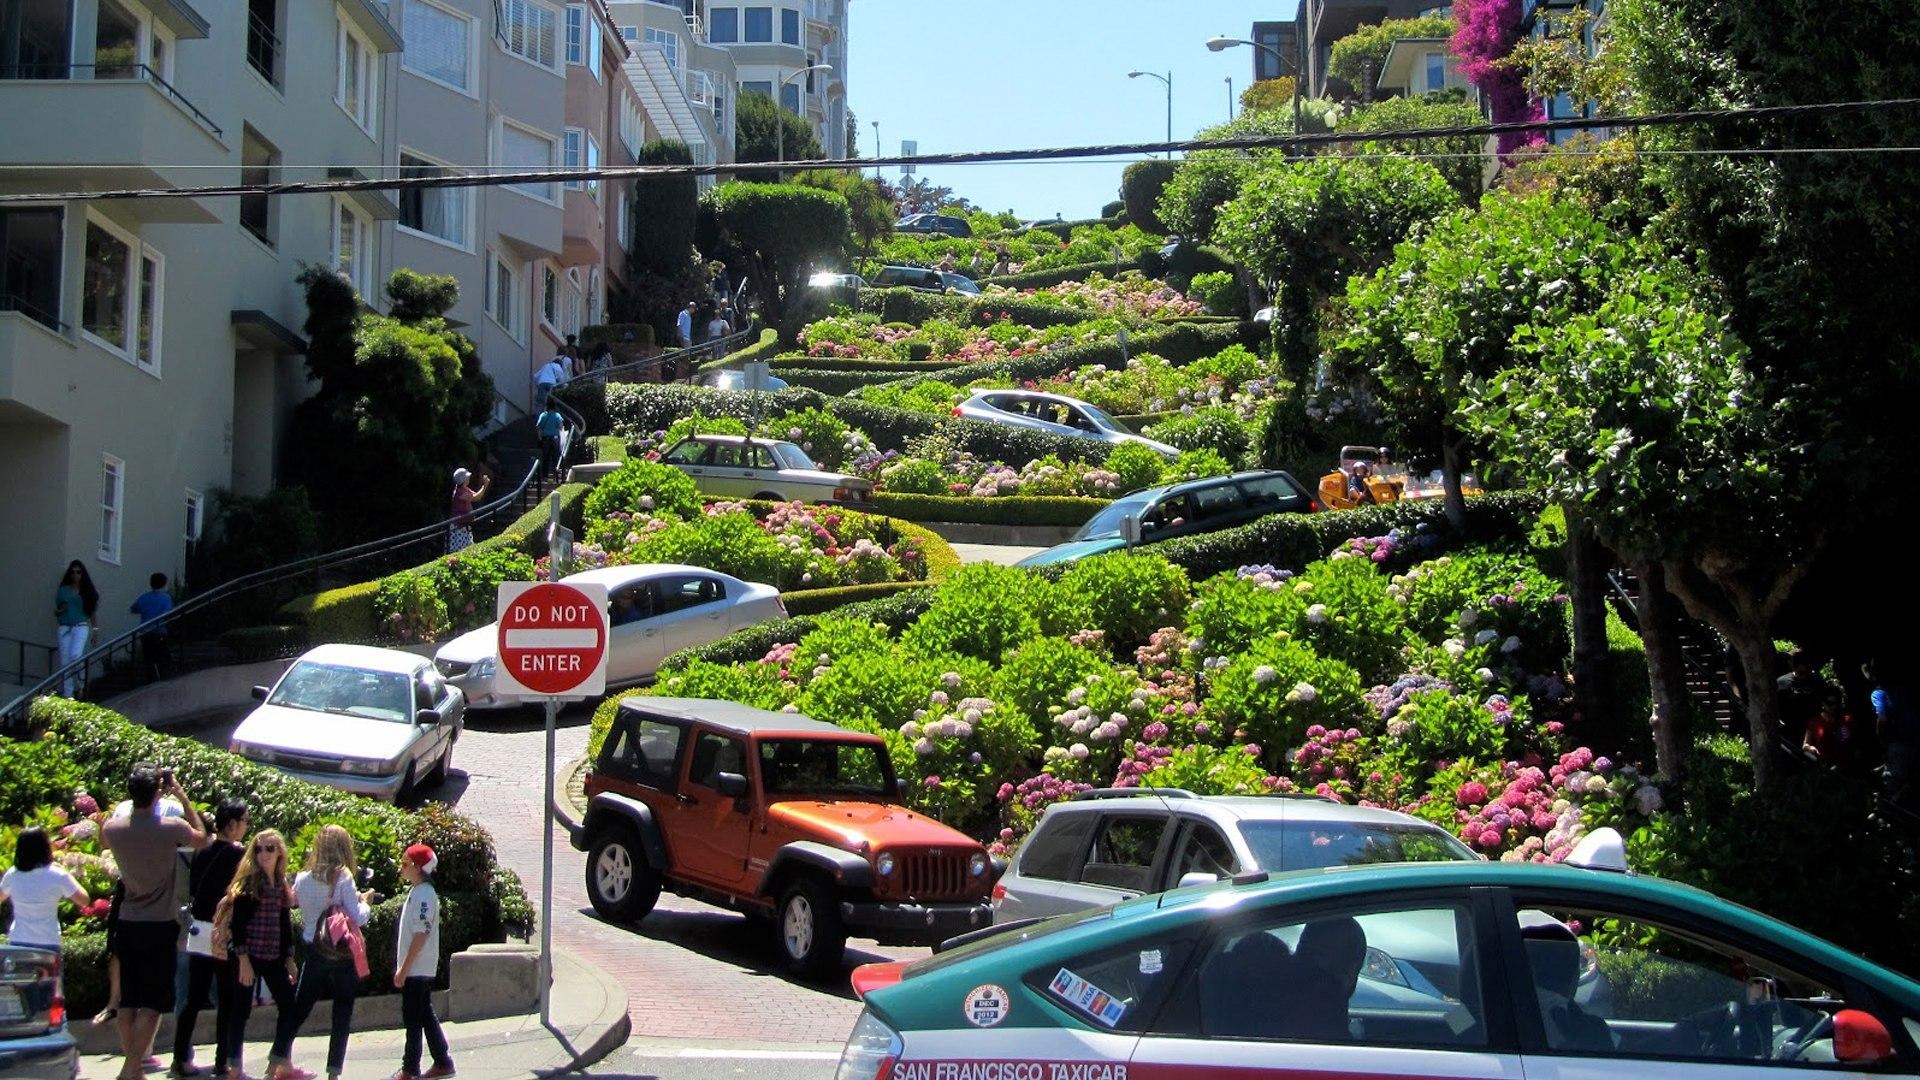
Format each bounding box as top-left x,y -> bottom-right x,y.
1126,69 -> 1173,158
1207,35 -> 1301,136
775,63 -> 834,166
1225,76 -> 1234,122
870,119 -> 880,178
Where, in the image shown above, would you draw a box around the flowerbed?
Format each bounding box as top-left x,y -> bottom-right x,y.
799,312 -> 1129,365
872,223 -> 1161,279
601,539 -> 1661,866
989,271 -> 1205,321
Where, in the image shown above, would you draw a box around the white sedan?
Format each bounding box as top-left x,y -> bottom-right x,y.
660,434 -> 874,505
433,564 -> 786,709
230,643 -> 465,802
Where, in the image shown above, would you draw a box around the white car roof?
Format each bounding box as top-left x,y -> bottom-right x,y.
558,563 -> 747,589
293,642 -> 432,675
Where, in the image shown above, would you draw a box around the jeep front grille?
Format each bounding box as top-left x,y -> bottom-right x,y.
897,850 -> 970,900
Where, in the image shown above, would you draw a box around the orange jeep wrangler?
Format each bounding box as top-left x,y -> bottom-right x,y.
575,697 -> 997,975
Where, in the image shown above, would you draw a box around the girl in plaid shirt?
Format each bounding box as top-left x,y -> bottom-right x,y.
217,829 -> 296,1080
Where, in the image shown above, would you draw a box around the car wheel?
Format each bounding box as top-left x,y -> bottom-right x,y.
426,745 -> 451,788
394,763 -> 418,806
774,877 -> 846,978
753,490 -> 785,503
585,827 -> 661,922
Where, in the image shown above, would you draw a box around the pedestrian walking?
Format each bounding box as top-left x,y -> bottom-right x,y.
271,824 -> 374,1080
447,468 -> 489,554
54,559 -> 99,696
0,827 -> 89,953
532,351 -> 569,409
676,302 -> 696,350
101,765 -> 210,1080
588,341 -> 613,373
129,572 -> 174,682
217,827 -> 296,1080
1867,657 -> 1919,810
172,799 -> 248,1079
386,844 -> 455,1080
535,403 -> 565,481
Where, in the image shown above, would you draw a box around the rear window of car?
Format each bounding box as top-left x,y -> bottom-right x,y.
1018,811 -> 1099,882
1241,821 -> 1476,870
1191,483 -> 1246,519
1238,474 -> 1312,510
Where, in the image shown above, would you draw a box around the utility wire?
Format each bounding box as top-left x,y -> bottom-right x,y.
1,96 -> 1915,206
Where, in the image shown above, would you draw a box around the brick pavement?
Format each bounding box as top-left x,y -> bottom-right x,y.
446,713 -> 923,1049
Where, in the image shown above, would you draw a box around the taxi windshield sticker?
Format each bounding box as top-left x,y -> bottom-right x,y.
966,983 -> 1011,1027
1047,967 -> 1127,1028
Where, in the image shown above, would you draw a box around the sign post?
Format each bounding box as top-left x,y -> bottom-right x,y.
495,579 -> 608,1027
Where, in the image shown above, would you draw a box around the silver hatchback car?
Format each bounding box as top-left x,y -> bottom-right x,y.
953,388 -> 1180,459
992,787 -> 1476,923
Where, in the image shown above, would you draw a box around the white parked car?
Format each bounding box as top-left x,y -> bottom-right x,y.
659,433 -> 874,505
230,643 -> 465,803
954,388 -> 1181,459
433,564 -> 786,709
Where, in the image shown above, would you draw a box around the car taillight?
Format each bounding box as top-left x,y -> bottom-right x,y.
951,406 -> 963,416
834,1010 -> 903,1080
49,992 -> 65,1028
1308,499 -> 1321,512
991,881 -> 1007,904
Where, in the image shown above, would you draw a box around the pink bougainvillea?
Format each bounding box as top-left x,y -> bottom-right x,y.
1450,0 -> 1545,156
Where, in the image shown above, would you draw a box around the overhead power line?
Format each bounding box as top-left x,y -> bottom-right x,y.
1,96 -> 1916,207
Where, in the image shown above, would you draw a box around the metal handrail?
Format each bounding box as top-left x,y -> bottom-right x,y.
0,635 -> 56,687
0,63 -> 222,136
0,293 -> 70,334
568,327 -> 757,390
1,458 -> 542,731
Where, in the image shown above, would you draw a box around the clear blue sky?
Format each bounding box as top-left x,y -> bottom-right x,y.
847,0 -> 1298,221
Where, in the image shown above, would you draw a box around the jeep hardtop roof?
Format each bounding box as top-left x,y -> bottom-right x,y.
616,696 -> 876,740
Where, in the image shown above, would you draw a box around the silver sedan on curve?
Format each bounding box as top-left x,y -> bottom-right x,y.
953,388 -> 1181,459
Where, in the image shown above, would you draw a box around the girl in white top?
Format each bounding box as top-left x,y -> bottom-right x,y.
0,827 -> 88,952
269,824 -> 373,1080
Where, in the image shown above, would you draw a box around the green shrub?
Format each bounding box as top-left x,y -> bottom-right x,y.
405,802 -> 500,897
992,637 -> 1116,727
1056,554 -> 1190,656
1170,447 -> 1234,480
0,735 -> 81,822
1144,405 -> 1250,460
870,492 -> 1108,528
1121,159 -> 1177,236
374,571 -> 450,643
781,581 -> 933,616
1199,638 -> 1368,769
279,581 -> 380,643
1138,744 -> 1272,794
879,458 -> 949,495
759,407 -> 858,469
1104,442 -> 1167,492
581,459 -> 703,523
661,588 -> 937,670
1188,271 -> 1242,315
289,814 -> 403,898
982,261 -> 1142,291
899,564 -> 1054,664
1396,549 -> 1570,675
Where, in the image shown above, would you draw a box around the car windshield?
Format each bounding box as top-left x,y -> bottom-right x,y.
945,275 -> 982,295
267,661 -> 412,723
769,442 -> 818,470
1073,494 -> 1155,541
758,739 -> 892,796
1241,821 -> 1478,870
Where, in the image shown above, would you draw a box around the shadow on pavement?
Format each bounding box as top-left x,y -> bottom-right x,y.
580,904 -> 886,1000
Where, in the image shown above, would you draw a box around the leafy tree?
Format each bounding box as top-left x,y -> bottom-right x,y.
703,181 -> 849,341
793,169 -> 893,252
1214,157 -> 1456,384
733,89 -> 822,166
1451,0 -> 1540,155
1239,76 -> 1296,115
1500,4 -> 1628,115
612,139 -> 704,335
283,268 -> 495,546
1156,107 -> 1342,247
1119,159 -> 1177,235
893,175 -> 955,216
1337,92 -> 1489,202
1328,14 -> 1457,100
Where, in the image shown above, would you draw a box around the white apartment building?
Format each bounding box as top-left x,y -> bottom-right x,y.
0,0 -> 402,668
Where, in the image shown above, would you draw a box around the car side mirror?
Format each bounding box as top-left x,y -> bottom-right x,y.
416,708 -> 442,726
715,771 -> 749,799
1834,1010 -> 1896,1065
251,685 -> 270,701
1119,513 -> 1143,546
1177,871 -> 1221,890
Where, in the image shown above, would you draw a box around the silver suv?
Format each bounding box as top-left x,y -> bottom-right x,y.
992,788 -> 1476,923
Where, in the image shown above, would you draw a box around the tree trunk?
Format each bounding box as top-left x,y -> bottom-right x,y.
1439,436 -> 1467,533
1564,506 -> 1615,737
1726,626 -> 1784,792
1631,561 -> 1691,784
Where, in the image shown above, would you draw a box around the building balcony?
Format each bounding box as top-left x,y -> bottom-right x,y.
561,189 -> 605,267
0,306 -> 79,424
0,66 -> 223,223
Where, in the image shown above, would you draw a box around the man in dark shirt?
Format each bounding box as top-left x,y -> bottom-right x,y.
172,800 -> 248,1078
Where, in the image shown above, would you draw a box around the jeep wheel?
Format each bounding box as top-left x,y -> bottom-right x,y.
585,828 -> 660,922
775,878 -> 846,978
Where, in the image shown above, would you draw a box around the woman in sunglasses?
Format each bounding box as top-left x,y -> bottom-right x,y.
217,829 -> 296,1080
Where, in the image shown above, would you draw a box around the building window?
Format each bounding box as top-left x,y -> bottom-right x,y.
485,250 -> 519,338
743,6 -> 771,41
743,80 -> 771,98
540,264 -> 559,328
616,194 -> 630,250
398,151 -> 471,249
780,6 -> 797,44
94,0 -> 141,78
1424,51 -> 1447,93
501,0 -> 558,69
643,26 -> 678,68
247,0 -> 283,85
184,489 -> 204,542
0,207 -> 65,332
619,93 -> 643,156
617,24 -> 636,41
780,81 -> 799,114
586,133 -> 600,198
100,454 -> 125,564
81,214 -> 161,373
588,266 -> 601,326
501,120 -> 558,202
331,198 -> 373,297
563,128 -> 584,190
401,0 -> 472,92
336,19 -> 378,135
564,4 -> 600,73
709,7 -> 737,41
239,127 -> 278,247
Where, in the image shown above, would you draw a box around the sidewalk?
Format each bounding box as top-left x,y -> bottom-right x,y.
79,951 -> 629,1080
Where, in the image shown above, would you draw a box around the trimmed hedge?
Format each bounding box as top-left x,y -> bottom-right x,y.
872,492 -> 1109,528
893,517 -> 962,580
780,580 -> 933,616
766,369 -> 898,396
851,288 -> 1096,331
981,260 -> 1142,292
882,320 -> 1254,393
768,355 -> 971,373
660,587 -> 938,671
1152,491 -> 1547,580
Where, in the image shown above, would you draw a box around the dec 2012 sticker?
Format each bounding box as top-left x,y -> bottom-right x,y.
1047,968 -> 1127,1028
965,983 -> 1011,1027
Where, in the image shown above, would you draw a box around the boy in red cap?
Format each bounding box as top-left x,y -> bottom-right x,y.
389,844 -> 454,1080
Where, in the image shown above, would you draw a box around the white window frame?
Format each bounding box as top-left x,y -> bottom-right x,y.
498,118 -> 559,203
400,0 -> 476,95
616,190 -> 630,251
587,265 -> 602,325
586,132 -> 600,199
335,17 -> 379,136
484,248 -> 522,342
643,25 -> 679,69
79,211 -> 162,376
100,454 -> 125,565
540,263 -> 560,330
562,127 -> 585,191
616,23 -> 637,42
564,266 -> 582,336
330,196 -> 374,297
183,488 -> 204,542
563,3 -> 599,76
396,148 -> 474,252
499,0 -> 560,72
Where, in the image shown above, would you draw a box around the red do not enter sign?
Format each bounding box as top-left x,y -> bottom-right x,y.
495,581 -> 610,698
